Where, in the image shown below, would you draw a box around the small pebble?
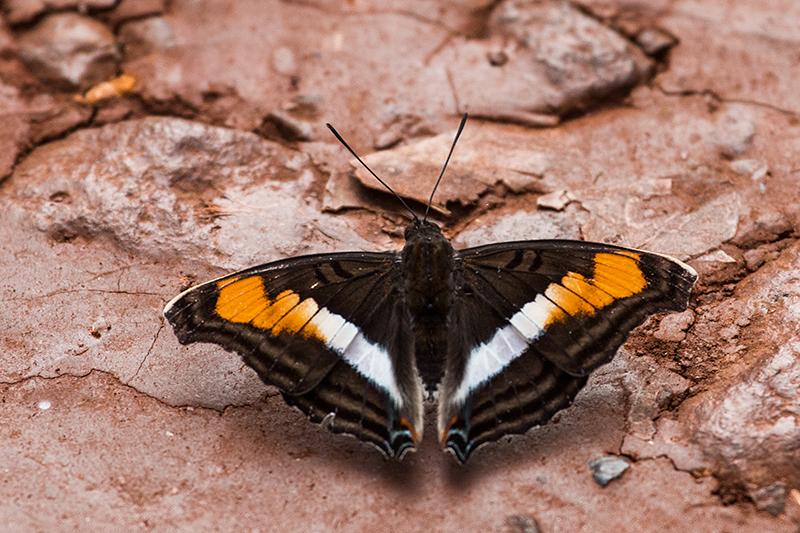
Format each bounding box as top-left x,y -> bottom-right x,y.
589,456 -> 630,487
635,27 -> 677,56
751,482 -> 786,517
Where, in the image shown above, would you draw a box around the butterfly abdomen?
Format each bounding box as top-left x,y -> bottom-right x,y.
401,220 -> 457,392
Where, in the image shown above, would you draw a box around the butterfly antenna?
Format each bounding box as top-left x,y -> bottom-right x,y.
326,123 -> 418,221
424,113 -> 468,221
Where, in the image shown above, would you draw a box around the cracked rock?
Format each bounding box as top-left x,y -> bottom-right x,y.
621,353 -> 691,440
621,418 -> 711,474
116,0 -> 655,143
352,126 -> 550,210
0,83 -> 29,182
636,192 -> 741,260
7,117 -> 373,268
0,117 -> 376,408
743,241 -> 791,271
23,92 -> 94,144
5,0 -> 117,25
582,189 -> 741,261
17,13 -> 120,91
730,210 -> 794,249
683,242 -> 800,493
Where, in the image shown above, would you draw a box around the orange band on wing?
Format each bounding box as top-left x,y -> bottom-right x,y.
215,277 -> 322,339
545,251 -> 647,322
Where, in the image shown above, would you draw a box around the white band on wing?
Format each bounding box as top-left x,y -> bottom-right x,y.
309,307 -> 404,407
452,293 -> 557,405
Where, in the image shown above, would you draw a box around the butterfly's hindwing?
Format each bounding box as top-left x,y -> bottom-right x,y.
163,252 -> 424,458
442,353 -> 589,463
439,240 -> 697,462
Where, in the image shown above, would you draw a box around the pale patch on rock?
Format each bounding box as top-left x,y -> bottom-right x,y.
17,13 -> 119,90
454,210 -> 581,249
6,117 -> 373,271
353,127 -> 552,210
536,189 -> 575,211
694,249 -> 738,263
654,310 -> 695,342
689,340 -> 800,491
712,105 -> 755,158
637,193 -> 742,260
621,418 -> 711,473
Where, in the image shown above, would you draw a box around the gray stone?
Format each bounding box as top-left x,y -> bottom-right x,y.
589,456 -> 630,487
751,482 -> 787,517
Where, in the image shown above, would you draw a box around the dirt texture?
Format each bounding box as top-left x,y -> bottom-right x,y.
1,0 -> 799,531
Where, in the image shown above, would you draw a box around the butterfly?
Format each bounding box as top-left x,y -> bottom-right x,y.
163,115 -> 697,464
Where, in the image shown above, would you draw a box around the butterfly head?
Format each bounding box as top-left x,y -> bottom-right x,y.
404,218 -> 443,243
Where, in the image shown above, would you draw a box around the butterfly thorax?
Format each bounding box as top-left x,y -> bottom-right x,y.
401,220 -> 456,392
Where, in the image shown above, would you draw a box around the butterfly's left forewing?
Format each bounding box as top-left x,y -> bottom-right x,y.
164,252 -> 423,459
439,240 -> 697,463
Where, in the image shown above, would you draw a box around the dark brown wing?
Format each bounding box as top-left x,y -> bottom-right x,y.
438,240 -> 697,463
163,252 -> 423,459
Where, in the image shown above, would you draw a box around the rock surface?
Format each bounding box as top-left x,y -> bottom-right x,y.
1,1 -> 800,531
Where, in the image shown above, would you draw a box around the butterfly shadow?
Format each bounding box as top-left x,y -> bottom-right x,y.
440,383 -> 629,491
220,392 -> 428,495
218,375 -> 625,495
